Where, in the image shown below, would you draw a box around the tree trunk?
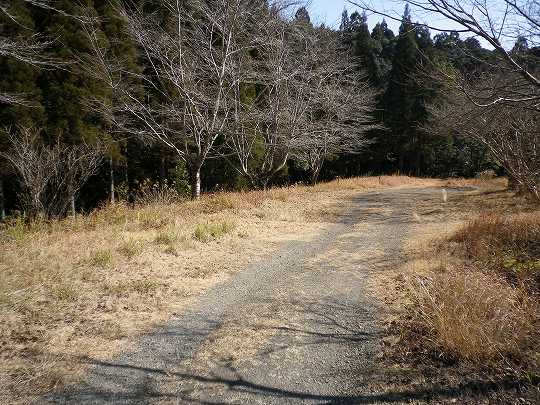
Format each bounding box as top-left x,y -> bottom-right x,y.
310,167 -> 321,185
398,153 -> 404,174
160,156 -> 166,181
260,177 -> 269,191
0,178 -> 5,221
70,195 -> 76,217
110,155 -> 115,204
191,167 -> 201,200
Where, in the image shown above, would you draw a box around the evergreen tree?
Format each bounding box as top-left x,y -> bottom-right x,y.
35,0 -> 105,145
0,0 -> 46,215
295,7 -> 311,26
376,4 -> 441,174
0,0 -> 44,127
339,9 -> 350,32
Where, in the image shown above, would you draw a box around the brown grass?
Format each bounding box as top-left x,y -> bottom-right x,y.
0,174 -> 437,403
452,213 -> 540,291
405,205 -> 540,381
412,268 -> 537,365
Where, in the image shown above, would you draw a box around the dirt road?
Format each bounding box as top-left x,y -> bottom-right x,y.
55,187 -> 455,404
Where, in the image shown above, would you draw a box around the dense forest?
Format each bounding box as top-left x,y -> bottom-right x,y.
0,0 -> 537,217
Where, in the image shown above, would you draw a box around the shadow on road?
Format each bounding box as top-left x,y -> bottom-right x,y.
57,354 -> 523,404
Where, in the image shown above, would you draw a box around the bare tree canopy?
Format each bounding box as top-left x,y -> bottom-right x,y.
351,0 -> 540,108
0,127 -> 104,218
85,0 -> 277,198
429,85 -> 540,197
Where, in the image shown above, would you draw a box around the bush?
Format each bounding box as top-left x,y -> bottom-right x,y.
133,179 -> 182,206
451,213 -> 540,291
409,211 -> 540,377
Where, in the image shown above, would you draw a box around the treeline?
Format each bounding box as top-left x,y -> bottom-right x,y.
0,1 -> 528,217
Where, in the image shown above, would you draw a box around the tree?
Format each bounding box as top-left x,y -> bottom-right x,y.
351,0 -> 540,109
381,5 -> 423,172
228,13 -> 313,188
87,0 -> 267,199
0,0 -> 64,105
1,127 -> 103,219
430,83 -> 540,198
294,6 -> 311,25
293,69 -> 378,184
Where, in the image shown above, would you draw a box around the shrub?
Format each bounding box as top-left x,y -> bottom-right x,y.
133,179 -> 182,206
451,212 -> 540,291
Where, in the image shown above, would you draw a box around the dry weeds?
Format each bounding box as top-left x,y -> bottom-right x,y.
0,174 -> 437,403
397,184 -> 540,389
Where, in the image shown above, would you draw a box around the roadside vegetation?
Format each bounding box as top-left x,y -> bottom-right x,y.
396,183 -> 540,402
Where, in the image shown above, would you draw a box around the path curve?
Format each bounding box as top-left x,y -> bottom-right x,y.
54,187 -> 458,404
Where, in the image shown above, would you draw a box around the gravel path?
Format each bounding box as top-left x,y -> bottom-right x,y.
54,187 -> 453,404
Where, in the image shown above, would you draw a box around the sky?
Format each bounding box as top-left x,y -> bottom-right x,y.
307,0 -> 496,45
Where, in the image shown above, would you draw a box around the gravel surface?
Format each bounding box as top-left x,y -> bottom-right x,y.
53,187 -> 455,404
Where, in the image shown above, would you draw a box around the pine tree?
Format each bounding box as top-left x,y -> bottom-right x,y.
0,0 -> 45,127
295,7 -> 311,26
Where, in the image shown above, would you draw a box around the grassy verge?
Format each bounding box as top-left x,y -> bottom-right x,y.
397,184 -> 540,402
0,175 -> 437,403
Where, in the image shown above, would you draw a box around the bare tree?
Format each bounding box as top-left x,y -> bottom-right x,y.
227,18 -> 378,187
294,73 -> 378,184
227,15 -> 312,188
0,127 -> 103,219
429,83 -> 540,198
84,0 -> 270,199
351,0 -> 540,109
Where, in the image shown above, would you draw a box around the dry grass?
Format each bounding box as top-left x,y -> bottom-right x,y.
412,269 -> 537,365
404,201 -> 540,381
0,174 -> 436,403
451,213 -> 540,291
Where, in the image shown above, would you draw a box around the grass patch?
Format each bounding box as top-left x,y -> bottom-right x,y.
163,245 -> 179,256
193,221 -> 235,243
105,279 -> 160,297
412,268 -> 536,363
118,238 -> 145,259
451,212 -> 540,290
51,284 -> 79,302
154,229 -> 179,246
87,249 -> 113,268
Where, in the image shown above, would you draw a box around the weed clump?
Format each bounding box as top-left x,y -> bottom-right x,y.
118,239 -> 145,259
87,249 -> 113,268
154,229 -> 179,246
193,221 -> 235,243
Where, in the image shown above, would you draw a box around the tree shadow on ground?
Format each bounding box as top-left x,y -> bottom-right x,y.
56,354 -> 527,404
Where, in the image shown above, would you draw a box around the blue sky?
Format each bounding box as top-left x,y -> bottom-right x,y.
307,0 -> 488,41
